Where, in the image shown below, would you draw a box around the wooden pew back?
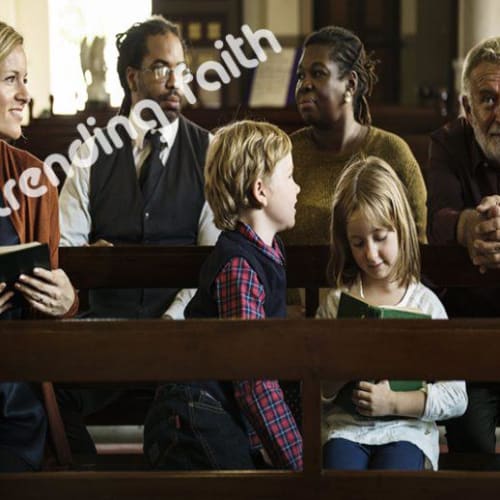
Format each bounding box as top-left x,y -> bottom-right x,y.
2,244 -> 500,499
2,317 -> 500,499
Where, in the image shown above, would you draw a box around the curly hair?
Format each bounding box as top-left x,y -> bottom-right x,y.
115,15 -> 183,115
205,120 -> 292,231
304,26 -> 378,125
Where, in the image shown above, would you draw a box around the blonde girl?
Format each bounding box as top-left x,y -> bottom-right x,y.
317,156 -> 467,470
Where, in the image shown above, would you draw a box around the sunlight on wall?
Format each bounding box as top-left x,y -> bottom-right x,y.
48,0 -> 151,114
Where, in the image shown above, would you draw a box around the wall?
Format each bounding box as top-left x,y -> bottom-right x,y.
3,0 -> 51,117
243,0 -> 312,37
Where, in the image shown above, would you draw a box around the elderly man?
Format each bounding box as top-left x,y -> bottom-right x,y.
425,36 -> 500,454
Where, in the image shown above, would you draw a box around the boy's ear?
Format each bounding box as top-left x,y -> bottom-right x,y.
250,177 -> 268,207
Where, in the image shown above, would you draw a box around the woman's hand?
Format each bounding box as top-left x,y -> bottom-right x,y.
0,282 -> 14,315
352,380 -> 395,417
14,267 -> 75,317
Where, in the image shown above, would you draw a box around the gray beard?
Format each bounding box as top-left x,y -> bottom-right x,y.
470,119 -> 500,167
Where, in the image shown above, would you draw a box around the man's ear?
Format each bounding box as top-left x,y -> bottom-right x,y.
126,66 -> 138,93
250,178 -> 268,208
462,95 -> 472,120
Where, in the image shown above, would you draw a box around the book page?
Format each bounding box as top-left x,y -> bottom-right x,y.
0,241 -> 41,255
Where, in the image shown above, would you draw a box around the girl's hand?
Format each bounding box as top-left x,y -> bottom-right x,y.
0,282 -> 14,315
353,380 -> 395,417
14,268 -> 75,317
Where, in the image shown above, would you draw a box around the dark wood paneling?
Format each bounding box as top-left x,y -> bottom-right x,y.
313,0 -> 400,103
152,0 -> 243,106
58,244 -> 500,290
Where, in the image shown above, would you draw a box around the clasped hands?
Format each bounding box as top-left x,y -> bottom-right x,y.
463,195 -> 500,273
0,267 -> 75,317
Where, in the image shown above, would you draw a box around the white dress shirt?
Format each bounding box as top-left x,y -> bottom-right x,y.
59,113 -> 220,319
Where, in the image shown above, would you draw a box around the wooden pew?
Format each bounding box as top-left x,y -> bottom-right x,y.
2,244 -> 500,500
18,105 -> 446,177
58,244 -> 500,317
2,317 -> 500,499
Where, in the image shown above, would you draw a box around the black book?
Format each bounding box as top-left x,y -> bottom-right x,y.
0,242 -> 51,308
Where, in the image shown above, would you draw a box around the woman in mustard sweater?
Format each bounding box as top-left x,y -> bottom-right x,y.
284,26 -> 427,245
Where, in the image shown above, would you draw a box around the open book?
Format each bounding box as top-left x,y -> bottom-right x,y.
0,242 -> 50,285
338,291 -> 431,319
335,291 -> 427,416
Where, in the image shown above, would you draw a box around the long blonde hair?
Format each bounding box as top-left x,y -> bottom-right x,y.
205,120 -> 291,231
0,22 -> 23,65
328,155 -> 420,289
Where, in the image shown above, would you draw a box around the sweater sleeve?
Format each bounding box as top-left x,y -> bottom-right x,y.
425,134 -> 464,244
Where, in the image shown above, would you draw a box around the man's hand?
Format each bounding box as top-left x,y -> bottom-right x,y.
86,239 -> 114,247
457,196 -> 500,273
472,196 -> 500,272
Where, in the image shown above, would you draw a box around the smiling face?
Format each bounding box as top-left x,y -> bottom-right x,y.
127,32 -> 186,123
464,61 -> 500,165
295,43 -> 352,128
346,210 -> 399,288
0,44 -> 30,140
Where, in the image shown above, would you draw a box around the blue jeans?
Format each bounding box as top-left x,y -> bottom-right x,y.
323,438 -> 425,470
144,383 -> 256,470
0,382 -> 47,472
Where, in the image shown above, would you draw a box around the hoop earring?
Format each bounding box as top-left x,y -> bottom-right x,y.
344,89 -> 353,104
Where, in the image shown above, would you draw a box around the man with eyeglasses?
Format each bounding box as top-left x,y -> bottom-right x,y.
57,15 -> 218,456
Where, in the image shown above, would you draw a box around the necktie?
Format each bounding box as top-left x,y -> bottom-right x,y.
140,131 -> 166,200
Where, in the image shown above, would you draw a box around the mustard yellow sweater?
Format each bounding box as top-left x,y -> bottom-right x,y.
282,126 -> 427,245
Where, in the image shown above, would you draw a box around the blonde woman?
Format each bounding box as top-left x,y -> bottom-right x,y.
0,22 -> 77,471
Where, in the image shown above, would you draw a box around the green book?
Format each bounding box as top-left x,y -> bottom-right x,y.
338,291 -> 431,319
335,291 -> 427,415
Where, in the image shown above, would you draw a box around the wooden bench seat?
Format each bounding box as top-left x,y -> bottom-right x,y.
2,244 -> 500,498
3,317 -> 500,498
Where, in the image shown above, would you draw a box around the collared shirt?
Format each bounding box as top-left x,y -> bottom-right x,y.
129,107 -> 179,179
426,116 -> 500,244
58,113 -> 220,319
213,222 -> 303,470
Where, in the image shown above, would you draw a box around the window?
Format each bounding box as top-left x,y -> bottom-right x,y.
49,0 -> 151,114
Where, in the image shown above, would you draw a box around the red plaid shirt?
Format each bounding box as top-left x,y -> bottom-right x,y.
213,222 -> 303,470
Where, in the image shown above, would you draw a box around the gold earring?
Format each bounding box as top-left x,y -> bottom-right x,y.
344,89 -> 353,104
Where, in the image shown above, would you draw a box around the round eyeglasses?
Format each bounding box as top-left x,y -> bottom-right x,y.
141,63 -> 192,83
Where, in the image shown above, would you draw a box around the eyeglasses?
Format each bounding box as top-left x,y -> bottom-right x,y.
141,63 -> 192,83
